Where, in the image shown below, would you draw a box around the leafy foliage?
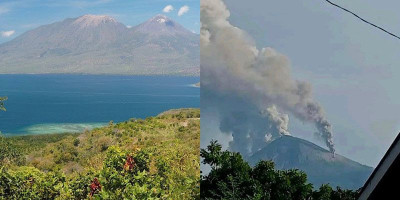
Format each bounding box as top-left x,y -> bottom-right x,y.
0,109 -> 200,199
0,97 -> 26,166
0,133 -> 78,167
201,141 -> 360,200
0,136 -> 25,166
0,96 -> 6,111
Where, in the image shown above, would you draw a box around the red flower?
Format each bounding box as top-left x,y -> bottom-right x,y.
90,177 -> 102,197
124,155 -> 136,171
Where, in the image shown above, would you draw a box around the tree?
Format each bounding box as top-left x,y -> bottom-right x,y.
312,184 -> 333,200
331,187 -> 360,200
0,96 -> 7,111
201,141 -> 255,199
201,141 -> 359,200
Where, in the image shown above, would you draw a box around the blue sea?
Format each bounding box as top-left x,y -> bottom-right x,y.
0,74 -> 199,135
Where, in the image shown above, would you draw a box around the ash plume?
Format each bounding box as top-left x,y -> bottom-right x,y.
263,105 -> 290,136
212,92 -> 291,155
201,0 -> 335,154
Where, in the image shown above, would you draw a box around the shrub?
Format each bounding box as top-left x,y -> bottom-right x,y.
0,108 -> 201,199
0,167 -> 66,200
94,146 -> 160,199
73,138 -> 80,147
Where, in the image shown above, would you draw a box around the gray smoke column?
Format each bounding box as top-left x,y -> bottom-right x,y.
263,105 -> 290,136
201,0 -> 335,154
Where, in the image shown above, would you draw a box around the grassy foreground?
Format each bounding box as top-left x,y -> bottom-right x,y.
0,108 -> 200,200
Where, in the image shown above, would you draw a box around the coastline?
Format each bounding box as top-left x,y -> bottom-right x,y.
2,122 -> 108,136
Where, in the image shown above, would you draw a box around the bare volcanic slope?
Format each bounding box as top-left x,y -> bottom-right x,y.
248,135 -> 373,190
0,14 -> 199,76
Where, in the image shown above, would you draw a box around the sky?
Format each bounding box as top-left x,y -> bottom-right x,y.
0,0 -> 199,44
217,0 -> 400,167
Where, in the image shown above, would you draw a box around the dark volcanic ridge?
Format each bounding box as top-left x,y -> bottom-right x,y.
248,135 -> 373,190
0,14 -> 199,76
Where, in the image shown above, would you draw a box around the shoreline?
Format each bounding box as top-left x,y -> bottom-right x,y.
2,107 -> 200,137
189,82 -> 200,88
2,122 -> 108,137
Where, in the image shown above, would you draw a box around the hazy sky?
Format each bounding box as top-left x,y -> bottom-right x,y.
0,0 -> 199,44
222,0 -> 400,167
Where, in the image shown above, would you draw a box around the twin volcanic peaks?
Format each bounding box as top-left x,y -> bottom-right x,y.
69,14 -> 178,30
75,13 -> 169,22
0,14 -> 200,76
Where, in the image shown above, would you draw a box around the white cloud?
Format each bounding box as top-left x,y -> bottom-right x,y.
178,5 -> 189,16
163,5 -> 174,13
126,25 -> 132,28
1,30 -> 15,37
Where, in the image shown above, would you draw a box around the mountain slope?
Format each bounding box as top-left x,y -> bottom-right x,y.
0,15 -> 199,76
248,135 -> 373,189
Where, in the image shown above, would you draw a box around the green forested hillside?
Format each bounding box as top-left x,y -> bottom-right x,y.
0,108 -> 200,199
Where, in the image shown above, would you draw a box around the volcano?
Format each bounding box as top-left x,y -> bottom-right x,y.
248,135 -> 373,189
0,14 -> 199,76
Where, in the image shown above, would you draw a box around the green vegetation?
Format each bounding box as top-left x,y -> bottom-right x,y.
0,108 -> 200,199
201,141 -> 360,200
1,133 -> 78,165
0,96 -> 6,111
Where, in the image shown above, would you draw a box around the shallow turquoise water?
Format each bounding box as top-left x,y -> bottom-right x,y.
0,74 -> 199,135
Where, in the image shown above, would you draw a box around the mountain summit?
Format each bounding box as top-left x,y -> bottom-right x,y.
132,14 -> 193,36
73,15 -> 118,28
0,15 -> 199,76
248,135 -> 373,189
